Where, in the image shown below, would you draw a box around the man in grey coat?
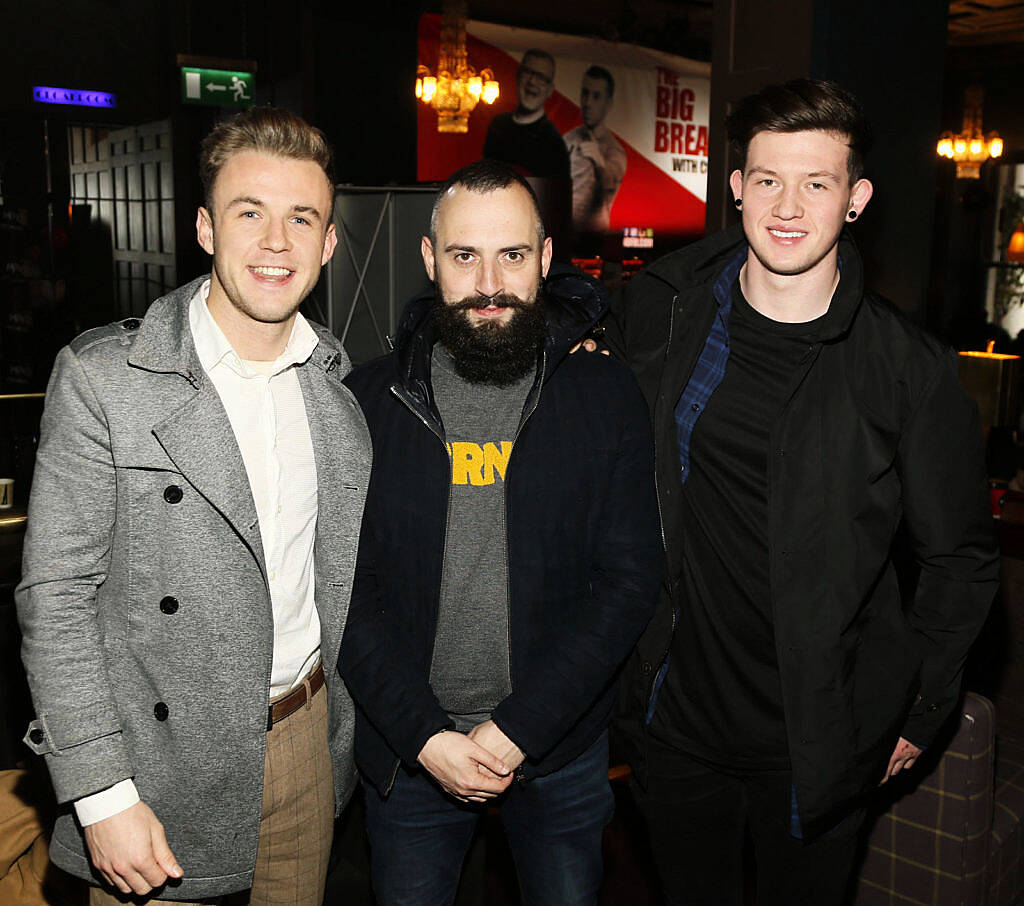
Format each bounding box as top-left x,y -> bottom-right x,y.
16,107 -> 370,905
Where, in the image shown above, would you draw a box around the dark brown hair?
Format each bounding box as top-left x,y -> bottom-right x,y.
726,79 -> 872,183
429,159 -> 545,245
199,106 -> 335,210
584,65 -> 615,98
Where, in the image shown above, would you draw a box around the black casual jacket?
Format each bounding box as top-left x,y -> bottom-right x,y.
608,224 -> 999,838
339,269 -> 663,795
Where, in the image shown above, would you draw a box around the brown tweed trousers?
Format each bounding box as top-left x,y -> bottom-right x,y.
90,680 -> 333,906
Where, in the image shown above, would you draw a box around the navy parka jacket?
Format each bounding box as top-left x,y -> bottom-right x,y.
609,224 -> 1000,838
340,269 -> 663,795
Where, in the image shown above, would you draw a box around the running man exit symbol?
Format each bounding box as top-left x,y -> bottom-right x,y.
181,68 -> 254,107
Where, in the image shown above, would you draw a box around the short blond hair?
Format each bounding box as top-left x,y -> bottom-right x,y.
199,106 -> 335,209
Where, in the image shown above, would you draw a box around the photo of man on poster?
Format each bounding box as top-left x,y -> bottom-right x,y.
416,14 -> 710,251
564,65 -> 628,240
482,48 -> 570,181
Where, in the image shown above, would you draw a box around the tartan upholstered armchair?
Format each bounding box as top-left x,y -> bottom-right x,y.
853,692 -> 1024,906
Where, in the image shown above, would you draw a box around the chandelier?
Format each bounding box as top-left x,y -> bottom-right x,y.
416,2 -> 499,134
937,86 -> 1004,179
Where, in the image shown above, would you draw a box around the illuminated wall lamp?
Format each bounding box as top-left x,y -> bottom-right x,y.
1008,223 -> 1024,265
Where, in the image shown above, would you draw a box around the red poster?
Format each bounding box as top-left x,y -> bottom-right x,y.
417,14 -> 711,254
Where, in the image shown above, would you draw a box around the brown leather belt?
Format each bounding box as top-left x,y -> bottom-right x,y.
267,662 -> 325,730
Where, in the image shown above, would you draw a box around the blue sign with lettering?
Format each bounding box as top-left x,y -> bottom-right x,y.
33,86 -> 117,108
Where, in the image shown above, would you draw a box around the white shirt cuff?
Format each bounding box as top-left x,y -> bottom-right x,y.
74,779 -> 140,826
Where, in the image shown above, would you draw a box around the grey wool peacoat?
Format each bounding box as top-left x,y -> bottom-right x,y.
16,276 -> 371,900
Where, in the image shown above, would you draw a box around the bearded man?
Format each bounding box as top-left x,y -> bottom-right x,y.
339,159 -> 662,906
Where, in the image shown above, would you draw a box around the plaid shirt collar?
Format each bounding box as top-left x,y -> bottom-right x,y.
673,244 -> 747,484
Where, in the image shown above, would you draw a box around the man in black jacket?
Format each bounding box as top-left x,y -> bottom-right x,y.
608,80 -> 999,905
340,160 -> 662,905
483,49 -> 570,181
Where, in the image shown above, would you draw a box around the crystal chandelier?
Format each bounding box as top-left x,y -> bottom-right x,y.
416,2 -> 499,134
937,86 -> 1004,179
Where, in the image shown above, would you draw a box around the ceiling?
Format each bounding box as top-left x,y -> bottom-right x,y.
948,0 -> 1024,44
466,0 -> 713,60
467,1 -> 1024,59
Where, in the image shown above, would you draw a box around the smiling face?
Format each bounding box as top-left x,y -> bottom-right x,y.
515,53 -> 555,115
581,75 -> 612,129
730,129 -> 872,283
421,183 -> 552,329
196,151 -> 337,343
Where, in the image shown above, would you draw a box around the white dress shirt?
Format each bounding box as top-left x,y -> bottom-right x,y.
75,280 -> 322,825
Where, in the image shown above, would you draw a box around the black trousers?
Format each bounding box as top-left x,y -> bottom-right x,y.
632,742 -> 865,906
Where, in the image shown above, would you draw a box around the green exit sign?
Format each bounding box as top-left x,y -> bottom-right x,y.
181,67 -> 254,107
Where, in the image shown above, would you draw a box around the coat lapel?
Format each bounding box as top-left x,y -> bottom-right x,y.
131,283 -> 367,614
297,357 -> 371,659
152,385 -> 267,582
130,280 -> 266,581
298,362 -> 368,556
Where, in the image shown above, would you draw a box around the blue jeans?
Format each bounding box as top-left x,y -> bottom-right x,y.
363,731 -> 615,906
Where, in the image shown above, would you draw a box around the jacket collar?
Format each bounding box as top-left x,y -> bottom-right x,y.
189,279 -> 320,376
127,276 -> 208,381
127,275 -> 345,381
645,223 -> 866,342
390,265 -> 608,396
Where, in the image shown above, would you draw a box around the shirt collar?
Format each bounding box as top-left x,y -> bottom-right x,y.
188,278 -> 319,377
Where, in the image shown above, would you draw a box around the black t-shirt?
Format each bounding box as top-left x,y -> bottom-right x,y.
483,113 -> 571,181
650,280 -> 831,769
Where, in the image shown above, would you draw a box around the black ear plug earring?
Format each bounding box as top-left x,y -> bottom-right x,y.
734,198 -> 743,209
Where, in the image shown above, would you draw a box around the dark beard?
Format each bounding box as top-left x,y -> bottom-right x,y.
432,288 -> 546,386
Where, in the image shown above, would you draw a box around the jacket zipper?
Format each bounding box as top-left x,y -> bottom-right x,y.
386,383 -> 452,796
502,349 -> 547,737
651,296 -> 676,556
645,295 -> 678,714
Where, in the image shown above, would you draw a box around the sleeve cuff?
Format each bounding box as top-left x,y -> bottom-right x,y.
74,778 -> 139,826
